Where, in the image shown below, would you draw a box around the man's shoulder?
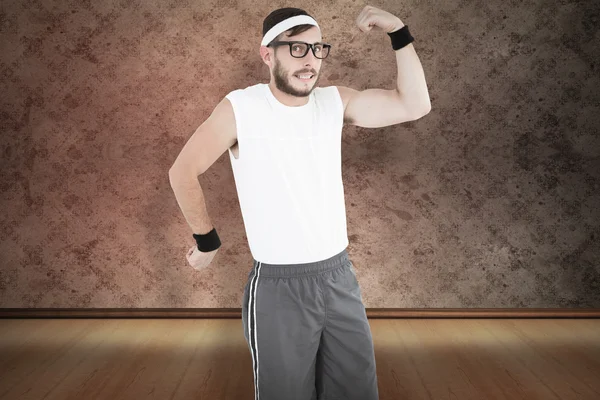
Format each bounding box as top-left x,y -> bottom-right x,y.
227,82 -> 264,98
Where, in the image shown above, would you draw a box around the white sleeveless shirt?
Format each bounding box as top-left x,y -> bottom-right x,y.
225,83 -> 349,264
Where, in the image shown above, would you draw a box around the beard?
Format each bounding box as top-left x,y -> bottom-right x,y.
272,56 -> 320,98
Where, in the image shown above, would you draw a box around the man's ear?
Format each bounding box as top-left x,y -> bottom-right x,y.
260,46 -> 272,66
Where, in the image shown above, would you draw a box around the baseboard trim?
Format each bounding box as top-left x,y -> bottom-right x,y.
1,308 -> 599,318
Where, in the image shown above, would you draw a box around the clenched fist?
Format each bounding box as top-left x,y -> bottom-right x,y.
186,245 -> 219,271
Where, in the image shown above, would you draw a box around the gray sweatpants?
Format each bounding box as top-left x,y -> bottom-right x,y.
241,248 -> 379,400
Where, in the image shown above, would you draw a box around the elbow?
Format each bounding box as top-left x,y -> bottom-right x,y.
169,158 -> 187,178
169,164 -> 199,187
422,98 -> 432,113
410,108 -> 430,121
168,168 -> 178,189
168,165 -> 178,180
168,165 -> 186,187
417,104 -> 431,117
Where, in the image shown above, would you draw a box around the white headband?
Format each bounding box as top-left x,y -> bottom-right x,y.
261,15 -> 320,47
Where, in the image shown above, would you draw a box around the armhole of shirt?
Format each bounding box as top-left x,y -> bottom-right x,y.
225,91 -> 241,162
331,86 -> 345,126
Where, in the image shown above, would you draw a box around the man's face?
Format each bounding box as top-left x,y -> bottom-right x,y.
269,26 -> 324,98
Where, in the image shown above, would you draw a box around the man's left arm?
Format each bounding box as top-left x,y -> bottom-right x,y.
340,6 -> 431,128
391,20 -> 432,111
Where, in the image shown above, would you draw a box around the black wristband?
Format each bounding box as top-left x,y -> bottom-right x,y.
192,228 -> 221,252
387,25 -> 414,51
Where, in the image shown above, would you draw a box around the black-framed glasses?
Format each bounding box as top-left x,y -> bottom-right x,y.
267,41 -> 331,59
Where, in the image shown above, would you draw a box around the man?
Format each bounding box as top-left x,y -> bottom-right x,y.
169,6 -> 430,400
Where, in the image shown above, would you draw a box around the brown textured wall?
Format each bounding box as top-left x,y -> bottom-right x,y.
1,1 -> 599,308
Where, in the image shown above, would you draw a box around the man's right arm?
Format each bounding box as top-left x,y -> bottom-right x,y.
168,97 -> 237,235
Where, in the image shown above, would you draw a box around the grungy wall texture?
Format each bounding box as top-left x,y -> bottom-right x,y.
0,0 -> 599,308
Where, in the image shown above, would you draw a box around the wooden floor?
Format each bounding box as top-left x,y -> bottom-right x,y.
0,318 -> 599,400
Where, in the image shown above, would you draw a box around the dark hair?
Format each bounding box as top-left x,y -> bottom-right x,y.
262,7 -> 317,46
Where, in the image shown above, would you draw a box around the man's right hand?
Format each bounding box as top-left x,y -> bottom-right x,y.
186,245 -> 219,271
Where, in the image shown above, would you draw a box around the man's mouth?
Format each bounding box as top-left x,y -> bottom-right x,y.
294,73 -> 314,82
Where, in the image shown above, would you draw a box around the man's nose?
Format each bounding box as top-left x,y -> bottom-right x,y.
303,47 -> 319,63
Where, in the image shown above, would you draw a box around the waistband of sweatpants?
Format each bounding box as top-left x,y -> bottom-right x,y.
252,248 -> 350,278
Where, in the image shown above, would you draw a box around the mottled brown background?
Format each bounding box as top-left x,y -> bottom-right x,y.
1,0 -> 598,308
